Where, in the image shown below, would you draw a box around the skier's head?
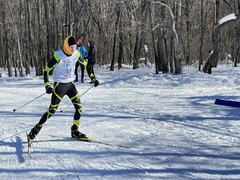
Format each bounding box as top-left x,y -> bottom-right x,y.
88,41 -> 94,49
63,36 -> 77,55
76,38 -> 82,47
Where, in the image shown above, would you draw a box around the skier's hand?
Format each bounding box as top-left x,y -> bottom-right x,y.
45,85 -> 53,94
94,79 -> 99,87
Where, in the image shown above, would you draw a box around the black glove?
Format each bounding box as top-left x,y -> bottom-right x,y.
94,79 -> 99,87
45,86 -> 53,94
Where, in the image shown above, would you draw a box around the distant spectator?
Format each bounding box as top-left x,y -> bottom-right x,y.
75,38 -> 87,83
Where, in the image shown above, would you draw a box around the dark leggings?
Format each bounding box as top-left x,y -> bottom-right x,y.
75,61 -> 85,80
38,82 -> 82,126
80,63 -> 85,79
86,63 -> 95,80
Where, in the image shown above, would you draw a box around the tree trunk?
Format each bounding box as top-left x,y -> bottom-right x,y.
43,1 -> 53,61
25,0 -> 31,75
133,31 -> 140,69
6,0 -> 24,77
185,0 -> 190,65
36,0 -> 44,76
110,5 -> 120,71
203,16 -> 239,73
173,1 -> 182,74
199,0 -> 204,71
157,28 -> 168,73
149,3 -> 159,74
118,29 -> 123,70
169,35 -> 174,73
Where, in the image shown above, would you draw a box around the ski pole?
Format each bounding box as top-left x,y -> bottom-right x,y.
60,85 -> 94,113
13,92 -> 46,112
0,128 -> 30,141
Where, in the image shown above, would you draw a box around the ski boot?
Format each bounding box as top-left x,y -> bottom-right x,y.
71,125 -> 91,141
29,124 -> 42,141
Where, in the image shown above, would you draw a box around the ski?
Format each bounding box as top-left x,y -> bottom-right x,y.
72,136 -> 92,142
49,135 -> 131,149
26,132 -> 32,157
87,139 -> 131,149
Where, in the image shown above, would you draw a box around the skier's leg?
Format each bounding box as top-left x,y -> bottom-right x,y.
80,63 -> 85,82
87,65 -> 95,82
86,64 -> 91,78
68,86 -> 82,128
67,83 -> 87,138
91,63 -> 95,79
29,83 -> 64,140
74,61 -> 80,82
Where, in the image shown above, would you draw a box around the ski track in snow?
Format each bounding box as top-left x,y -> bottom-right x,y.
1,64 -> 240,179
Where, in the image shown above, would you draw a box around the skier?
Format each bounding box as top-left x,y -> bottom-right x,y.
86,40 -> 96,83
74,38 -> 87,83
28,36 -> 99,142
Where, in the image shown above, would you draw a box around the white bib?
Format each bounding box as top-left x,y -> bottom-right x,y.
52,50 -> 79,83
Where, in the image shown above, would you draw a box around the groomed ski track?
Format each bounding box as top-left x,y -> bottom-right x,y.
1,65 -> 240,179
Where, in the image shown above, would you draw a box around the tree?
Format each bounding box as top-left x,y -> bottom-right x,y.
0,0 -> 239,77
203,8 -> 239,73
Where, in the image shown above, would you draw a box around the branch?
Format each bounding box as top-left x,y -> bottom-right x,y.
151,1 -> 178,43
223,0 -> 231,8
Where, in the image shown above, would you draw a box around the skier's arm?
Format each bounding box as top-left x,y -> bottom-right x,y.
74,61 -> 80,81
77,51 -> 84,64
74,51 -> 84,82
43,55 -> 58,87
81,47 -> 88,66
82,46 -> 88,59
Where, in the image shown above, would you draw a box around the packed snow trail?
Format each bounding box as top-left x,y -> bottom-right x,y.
1,64 -> 240,179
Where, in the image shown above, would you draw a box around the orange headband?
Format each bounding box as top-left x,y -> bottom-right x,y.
63,36 -> 73,55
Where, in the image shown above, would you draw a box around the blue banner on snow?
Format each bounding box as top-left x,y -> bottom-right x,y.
214,99 -> 240,108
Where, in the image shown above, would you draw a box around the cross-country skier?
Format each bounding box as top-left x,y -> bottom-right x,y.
28,36 -> 99,142
74,38 -> 87,83
86,40 -> 96,83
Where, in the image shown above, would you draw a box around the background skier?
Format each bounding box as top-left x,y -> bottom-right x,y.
86,40 -> 96,83
74,38 -> 87,83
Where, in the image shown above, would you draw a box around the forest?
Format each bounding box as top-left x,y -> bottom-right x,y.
0,0 -> 239,77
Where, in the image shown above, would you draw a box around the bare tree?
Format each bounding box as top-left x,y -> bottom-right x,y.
203,16 -> 239,73
5,0 -> 24,77
203,1 -> 239,74
0,0 -> 239,77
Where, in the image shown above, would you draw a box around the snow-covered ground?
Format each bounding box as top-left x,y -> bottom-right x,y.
1,63 -> 240,179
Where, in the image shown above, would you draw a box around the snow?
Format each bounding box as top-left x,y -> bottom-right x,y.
219,13 -> 237,25
1,63 -> 240,179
